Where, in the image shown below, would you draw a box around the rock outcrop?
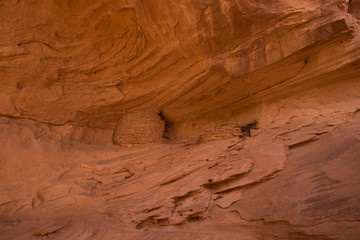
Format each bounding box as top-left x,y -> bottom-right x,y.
0,0 -> 360,239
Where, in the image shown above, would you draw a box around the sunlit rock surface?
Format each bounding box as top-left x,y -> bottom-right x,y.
0,0 -> 360,239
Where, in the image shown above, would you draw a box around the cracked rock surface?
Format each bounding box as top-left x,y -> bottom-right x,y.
1,0 -> 360,239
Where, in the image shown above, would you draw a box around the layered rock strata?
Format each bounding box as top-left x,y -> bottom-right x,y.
0,0 -> 360,239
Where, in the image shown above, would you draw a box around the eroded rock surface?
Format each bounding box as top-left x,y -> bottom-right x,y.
0,0 -> 360,239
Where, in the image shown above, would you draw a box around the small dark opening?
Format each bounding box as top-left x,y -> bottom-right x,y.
158,111 -> 171,139
304,57 -> 309,64
187,215 -> 202,222
241,121 -> 258,137
16,82 -> 23,90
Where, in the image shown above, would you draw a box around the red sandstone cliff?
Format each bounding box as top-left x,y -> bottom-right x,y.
0,0 -> 360,239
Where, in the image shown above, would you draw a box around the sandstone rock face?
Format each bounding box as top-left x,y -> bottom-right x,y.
0,0 -> 360,239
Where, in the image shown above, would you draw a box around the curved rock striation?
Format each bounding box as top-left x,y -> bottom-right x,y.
0,0 -> 360,239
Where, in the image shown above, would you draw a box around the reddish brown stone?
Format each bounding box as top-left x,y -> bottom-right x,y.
0,1 -> 360,239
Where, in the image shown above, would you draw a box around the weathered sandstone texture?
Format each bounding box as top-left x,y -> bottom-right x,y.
0,0 -> 360,239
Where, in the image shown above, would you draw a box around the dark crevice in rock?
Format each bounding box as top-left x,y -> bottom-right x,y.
158,111 -> 172,140
241,121 -> 258,138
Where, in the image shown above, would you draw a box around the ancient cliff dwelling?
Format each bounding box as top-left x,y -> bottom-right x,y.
1,0 -> 360,239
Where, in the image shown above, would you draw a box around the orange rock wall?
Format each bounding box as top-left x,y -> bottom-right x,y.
0,0 -> 360,239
